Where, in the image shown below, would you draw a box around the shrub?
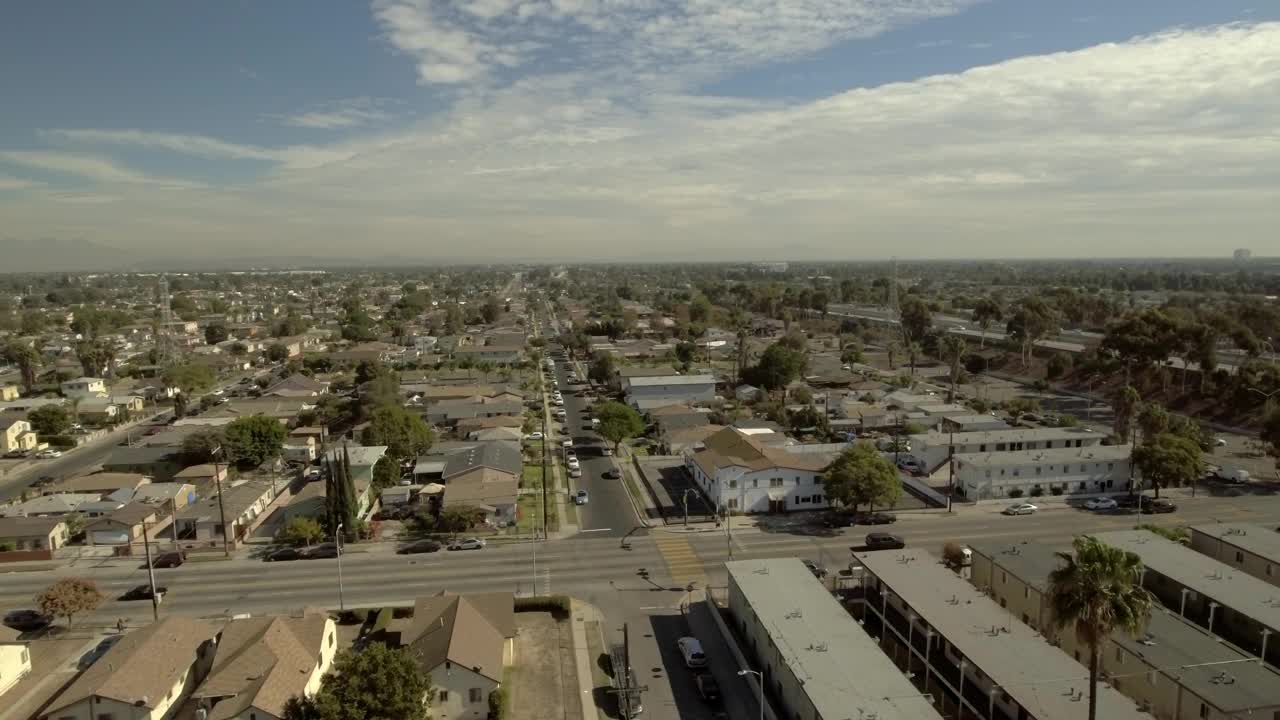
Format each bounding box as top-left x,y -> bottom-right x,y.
1050,485 -> 1064,496
1007,488 -> 1024,498
941,542 -> 967,569
514,595 -> 571,619
488,687 -> 509,720
1030,486 -> 1045,497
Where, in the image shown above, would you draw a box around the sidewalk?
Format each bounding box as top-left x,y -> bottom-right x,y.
569,599 -> 602,720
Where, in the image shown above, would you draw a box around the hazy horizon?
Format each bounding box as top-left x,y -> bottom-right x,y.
2,1 -> 1278,264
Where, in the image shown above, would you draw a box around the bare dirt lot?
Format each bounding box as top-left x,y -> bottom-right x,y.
509,611 -> 582,720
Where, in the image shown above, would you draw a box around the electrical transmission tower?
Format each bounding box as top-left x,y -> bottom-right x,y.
887,257 -> 900,318
157,275 -> 175,366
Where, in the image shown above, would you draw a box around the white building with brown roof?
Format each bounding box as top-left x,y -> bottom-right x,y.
684,427 -> 834,513
192,611 -> 337,720
0,625 -> 31,698
383,592 -> 514,720
41,616 -> 219,720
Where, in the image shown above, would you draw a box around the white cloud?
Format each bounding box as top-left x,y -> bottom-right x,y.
4,21 -> 1280,259
0,150 -> 199,188
274,98 -> 397,129
0,175 -> 42,190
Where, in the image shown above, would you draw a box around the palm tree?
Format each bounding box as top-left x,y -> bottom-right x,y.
906,341 -> 922,376
940,335 -> 967,402
1049,536 -> 1153,720
3,340 -> 42,393
886,340 -> 901,371
1112,385 -> 1141,444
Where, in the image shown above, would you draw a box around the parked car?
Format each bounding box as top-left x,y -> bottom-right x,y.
121,584 -> 167,601
567,458 -> 580,470
35,449 -> 63,459
602,446 -> 613,456
150,551 -> 186,568
1115,494 -> 1142,509
603,468 -> 622,479
398,540 -> 442,554
1003,503 -> 1039,516
562,439 -> 573,448
822,512 -> 856,528
1147,498 -> 1177,514
856,512 -> 896,525
3,609 -> 51,632
569,467 -> 582,478
266,547 -> 304,562
574,490 -> 589,505
305,543 -> 340,559
1083,497 -> 1117,511
677,636 -> 707,668
863,532 -> 906,550
694,673 -> 721,702
448,537 -> 486,551
525,431 -> 544,441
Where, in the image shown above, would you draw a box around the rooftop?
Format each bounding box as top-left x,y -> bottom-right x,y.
910,427 -> 1102,445
387,592 -> 514,682
727,558 -> 941,720
324,444 -> 388,468
968,541 -> 1064,593
627,374 -> 716,387
1094,530 -> 1280,634
441,440 -> 522,479
1190,523 -> 1280,562
857,548 -> 1151,720
954,444 -> 1132,467
195,612 -> 331,720
178,480 -> 277,523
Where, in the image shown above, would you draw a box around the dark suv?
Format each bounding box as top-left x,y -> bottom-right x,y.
863,533 -> 906,550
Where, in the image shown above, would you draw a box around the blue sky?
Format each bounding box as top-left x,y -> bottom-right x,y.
1,0 -> 1277,263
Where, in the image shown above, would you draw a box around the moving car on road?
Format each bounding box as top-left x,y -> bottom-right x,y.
121,584 -> 167,601
3,610 -> 51,631
602,468 -> 621,479
35,449 -> 63,459
574,490 -> 589,505
677,636 -> 707,668
266,547 -> 304,562
694,673 -> 721,703
525,431 -> 544,441
150,551 -> 185,568
305,542 -> 340,559
1003,503 -> 1039,516
448,537 -> 486,551
863,532 -> 906,550
1083,497 -> 1117,511
398,540 -> 442,554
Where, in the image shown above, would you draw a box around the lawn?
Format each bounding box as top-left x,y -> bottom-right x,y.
522,463 -> 546,488
518,492 -> 559,533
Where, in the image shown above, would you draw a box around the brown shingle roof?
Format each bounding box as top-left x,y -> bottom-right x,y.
195,612 -> 331,720
43,616 -> 219,715
388,593 -> 513,682
691,427 -> 826,478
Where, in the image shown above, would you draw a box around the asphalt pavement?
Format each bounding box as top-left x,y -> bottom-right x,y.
552,354 -> 640,539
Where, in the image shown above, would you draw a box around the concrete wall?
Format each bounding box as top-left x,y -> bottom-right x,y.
912,432 -> 1105,473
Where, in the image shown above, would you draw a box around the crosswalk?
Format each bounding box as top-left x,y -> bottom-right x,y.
653,534 -> 707,587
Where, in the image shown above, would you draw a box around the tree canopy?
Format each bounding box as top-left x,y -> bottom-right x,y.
361,405 -> 434,461
743,343 -> 805,391
222,415 -> 287,468
283,644 -> 431,720
163,362 -> 217,394
588,351 -> 616,385
822,442 -> 901,513
1132,432 -> 1205,497
28,404 -> 72,436
35,577 -> 104,629
595,401 -> 645,450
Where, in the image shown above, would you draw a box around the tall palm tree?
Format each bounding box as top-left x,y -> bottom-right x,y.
940,335 -> 967,402
1112,385 -> 1141,444
1049,536 -> 1153,720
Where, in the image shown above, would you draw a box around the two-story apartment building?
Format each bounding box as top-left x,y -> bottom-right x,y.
685,427 -> 833,513
1189,523 -> 1280,588
60,376 -> 106,399
908,427 -> 1107,474
0,416 -> 38,455
952,444 -> 1133,500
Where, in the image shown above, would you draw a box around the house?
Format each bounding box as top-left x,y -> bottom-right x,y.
660,424 -> 725,455
907,427 -> 1107,475
0,493 -> 101,518
940,414 -> 1012,433
0,416 -> 38,455
624,374 -> 717,411
192,611 -> 338,720
262,373 -> 329,398
109,394 -> 146,415
44,472 -> 152,498
857,548 -> 1153,720
685,427 -> 833,513
969,541 -> 1280,720
0,384 -> 19,401
451,344 -> 525,365
323,445 -> 387,516
41,616 -> 219,720
282,435 -> 318,463
734,384 -> 762,403
382,593 -> 515,720
76,397 -> 120,423
128,482 -> 198,511
1189,523 -> 1280,589
174,463 -> 231,494
0,626 -> 31,698
726,558 -> 941,720
60,376 -> 107,399
440,442 -> 521,525
83,503 -> 160,546
952,444 -> 1133,501
176,480 -> 280,548
0,516 -> 68,551
102,447 -> 184,482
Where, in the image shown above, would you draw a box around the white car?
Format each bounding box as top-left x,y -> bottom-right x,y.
36,449 -> 63,459
1003,503 -> 1038,516
1084,497 -> 1117,511
525,432 -> 544,441
676,637 -> 707,668
562,438 -> 573,448
447,538 -> 486,551
567,458 -> 580,470
569,467 -> 582,478
553,398 -> 564,407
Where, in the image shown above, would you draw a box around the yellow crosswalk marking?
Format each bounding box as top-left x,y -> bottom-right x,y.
654,535 -> 707,586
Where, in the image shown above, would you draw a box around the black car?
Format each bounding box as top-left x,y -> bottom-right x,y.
1116,494 -> 1142,508
3,610 -> 51,632
398,540 -> 442,554
266,547 -> 304,562
821,512 -> 855,528
305,543 -> 340,559
856,512 -> 896,525
603,468 -> 622,479
863,532 -> 906,551
1147,498 -> 1177,514
150,551 -> 185,569
121,584 -> 167,601
694,673 -> 721,702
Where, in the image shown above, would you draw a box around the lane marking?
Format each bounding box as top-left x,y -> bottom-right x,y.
579,528 -> 612,533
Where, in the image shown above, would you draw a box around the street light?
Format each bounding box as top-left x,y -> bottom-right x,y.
738,668 -> 764,720
336,522 -> 346,612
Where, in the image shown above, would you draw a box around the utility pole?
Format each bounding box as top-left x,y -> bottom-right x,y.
682,489 -> 691,527
541,413 -> 548,539
212,445 -> 230,557
170,497 -> 179,544
142,518 -> 159,621
336,523 -> 346,611
947,428 -> 955,511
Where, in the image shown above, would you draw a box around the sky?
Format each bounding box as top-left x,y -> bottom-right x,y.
0,1 -> 1277,265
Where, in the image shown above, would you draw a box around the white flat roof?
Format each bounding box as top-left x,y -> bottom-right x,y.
910,427 -> 1101,446
727,558 -> 941,720
858,549 -> 1151,720
1190,523 -> 1280,562
627,374 -> 716,387
954,444 -> 1131,467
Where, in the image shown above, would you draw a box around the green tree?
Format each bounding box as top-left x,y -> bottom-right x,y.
971,297 -> 1004,349
437,506 -> 483,536
3,341 -> 41,393
28,404 -> 72,436
361,405 -> 434,461
839,336 -> 863,365
274,313 -> 310,338
173,391 -> 190,418
1049,536 -> 1153,720
266,343 -> 290,363
1112,385 -> 1141,444
1137,403 -> 1170,444
939,335 -> 967,402
1007,297 -> 1060,367
204,323 -> 229,345
822,442 -> 902,513
35,577 -> 104,630
228,342 -> 248,357
283,644 -> 431,720
75,340 -> 114,378
163,362 -> 217,394
481,295 -> 502,324
181,428 -> 224,464
222,415 -> 287,468
588,351 -> 616,385
1132,433 -> 1205,498
278,516 -> 325,547
372,455 -> 399,491
743,343 -> 805,391
595,401 -> 645,451
1263,408 -> 1280,459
